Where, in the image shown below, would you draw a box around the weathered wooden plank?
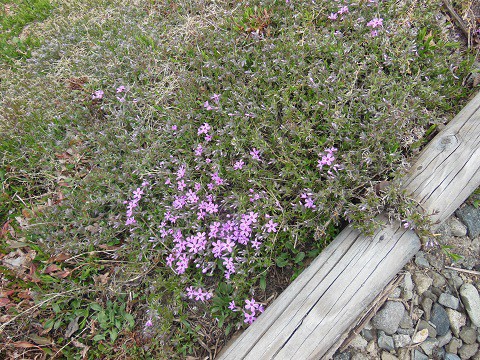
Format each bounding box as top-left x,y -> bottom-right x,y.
218,92 -> 480,360
401,92 -> 480,224
218,220 -> 419,360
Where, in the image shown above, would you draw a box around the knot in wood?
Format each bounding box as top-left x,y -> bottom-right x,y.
436,134 -> 458,151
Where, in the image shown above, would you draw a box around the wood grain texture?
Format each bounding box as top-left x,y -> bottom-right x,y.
402,92 -> 480,225
218,92 -> 480,359
218,221 -> 420,360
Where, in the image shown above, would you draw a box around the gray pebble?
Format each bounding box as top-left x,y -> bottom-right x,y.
414,252 -> 430,268
378,331 -> 395,352
361,328 -> 375,342
413,273 -> 433,295
431,271 -> 447,288
456,205 -> 480,238
351,354 -> 369,360
381,352 -> 399,360
458,343 -> 479,359
413,349 -> 428,360
418,319 -> 437,338
438,330 -> 453,347
422,297 -> 433,321
446,308 -> 467,337
349,334 -> 368,349
372,301 -> 405,335
459,283 -> 480,327
446,338 -> 463,354
431,303 -> 450,336
390,287 -> 402,299
439,293 -> 460,310
448,216 -> 468,237
419,338 -> 438,357
393,334 -> 411,348
333,352 -> 351,360
445,353 -> 462,360
459,327 -> 477,345
399,312 -> 413,329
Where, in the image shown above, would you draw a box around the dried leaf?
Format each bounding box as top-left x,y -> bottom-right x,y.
44,264 -> 61,274
53,270 -> 71,279
13,341 -> 37,348
49,253 -> 70,263
0,298 -> 11,307
65,317 -> 80,338
29,334 -> 53,346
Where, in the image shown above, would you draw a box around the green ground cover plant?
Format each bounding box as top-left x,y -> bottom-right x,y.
0,0 -> 476,358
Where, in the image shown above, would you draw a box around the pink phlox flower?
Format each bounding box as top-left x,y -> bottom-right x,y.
194,144 -> 203,156
367,18 -> 383,28
211,172 -> 224,185
264,219 -> 278,233
224,238 -> 236,253
176,165 -> 186,179
194,288 -> 208,301
172,195 -> 186,209
370,30 -> 378,37
338,6 -> 349,14
160,228 -> 169,238
250,148 -> 261,161
174,240 -> 187,253
177,180 -> 187,191
116,85 -> 126,93
194,182 -> 202,191
251,239 -> 262,250
186,189 -> 199,204
258,305 -> 265,313
246,211 -> 258,223
171,125 -> 177,131
245,298 -> 259,312
228,301 -> 237,311
223,257 -> 235,272
203,101 -> 213,110
198,123 -> 211,135
92,90 -> 104,100
304,197 -> 316,209
205,134 -> 212,142
328,12 -> 338,20
175,254 -> 189,274
133,188 -> 144,199
116,96 -> 126,103
197,209 -> 206,220
186,286 -> 196,299
141,181 -> 149,187
210,93 -> 221,104
244,312 -> 257,324
205,202 -> 219,214
166,254 -> 175,267
165,178 -> 171,185
144,319 -> 153,327
212,240 -> 225,258
233,160 -> 245,170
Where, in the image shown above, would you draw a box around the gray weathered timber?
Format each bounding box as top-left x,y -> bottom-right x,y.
218,92 -> 480,360
218,221 -> 420,360
401,92 -> 480,226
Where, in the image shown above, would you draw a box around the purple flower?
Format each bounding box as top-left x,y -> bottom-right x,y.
194,144 -> 203,156
228,301 -> 237,311
338,6 -> 349,14
243,312 -> 257,324
116,85 -> 126,93
92,90 -> 104,100
210,93 -> 221,104
328,13 -> 338,20
198,123 -> 211,135
367,18 -> 383,28
233,160 -> 245,170
250,148 -> 261,161
264,219 -> 278,233
145,319 -> 153,327
203,101 -> 213,110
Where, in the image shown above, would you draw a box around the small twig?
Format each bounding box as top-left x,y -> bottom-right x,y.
445,266 -> 480,276
442,0 -> 472,48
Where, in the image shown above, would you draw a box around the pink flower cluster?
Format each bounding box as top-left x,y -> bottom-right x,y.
367,17 -> 383,37
185,286 -> 213,301
300,191 -> 316,209
92,90 -> 104,100
124,181 -> 149,225
328,5 -> 349,20
243,298 -> 265,324
317,147 -> 343,178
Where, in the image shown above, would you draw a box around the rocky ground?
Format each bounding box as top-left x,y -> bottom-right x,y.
333,193 -> 480,360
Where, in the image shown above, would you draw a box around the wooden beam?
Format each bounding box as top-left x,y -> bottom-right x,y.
218,92 -> 480,359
